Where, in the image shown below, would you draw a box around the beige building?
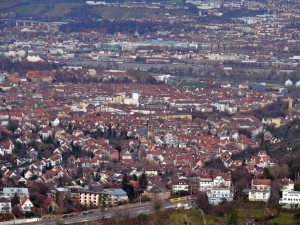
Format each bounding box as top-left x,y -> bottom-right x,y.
144,185 -> 171,200
67,186 -> 128,207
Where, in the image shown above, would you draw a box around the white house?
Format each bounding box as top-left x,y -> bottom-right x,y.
0,197 -> 12,213
20,196 -> 34,212
3,187 -> 29,197
207,188 -> 234,205
51,118 -> 60,127
164,133 -> 179,147
144,166 -> 158,177
199,177 -> 213,191
278,178 -> 294,191
249,179 -> 271,202
213,174 -> 232,188
171,177 -> 189,194
47,154 -> 62,167
0,141 -> 14,155
39,127 -> 53,140
24,171 -> 34,179
279,190 -> 300,206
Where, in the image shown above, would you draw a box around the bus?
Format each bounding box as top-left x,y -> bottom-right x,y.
169,196 -> 189,203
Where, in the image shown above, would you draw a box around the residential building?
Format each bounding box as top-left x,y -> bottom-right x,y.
279,190 -> 300,205
3,187 -> 29,197
171,177 -> 189,194
19,196 -> 34,212
144,185 -> 171,200
67,186 -> 128,207
199,177 -> 213,191
207,188 -> 234,205
248,179 -> 271,202
0,197 -> 12,213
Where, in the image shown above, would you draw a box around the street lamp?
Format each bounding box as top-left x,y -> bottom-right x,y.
11,212 -> 16,225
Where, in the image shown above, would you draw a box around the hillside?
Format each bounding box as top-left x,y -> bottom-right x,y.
0,0 -> 192,21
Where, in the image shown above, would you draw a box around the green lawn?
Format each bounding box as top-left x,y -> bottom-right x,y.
166,0 -> 183,3
237,209 -> 266,219
180,81 -> 207,88
206,215 -> 224,224
269,213 -> 298,225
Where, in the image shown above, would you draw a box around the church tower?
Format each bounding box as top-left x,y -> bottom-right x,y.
147,111 -> 155,143
288,98 -> 293,111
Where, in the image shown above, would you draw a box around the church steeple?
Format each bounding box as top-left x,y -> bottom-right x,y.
147,111 -> 154,143
134,26 -> 139,38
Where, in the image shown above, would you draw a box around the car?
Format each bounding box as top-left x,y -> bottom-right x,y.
63,215 -> 68,218
74,213 -> 79,217
69,214 -> 74,217
88,211 -> 95,214
83,211 -> 89,215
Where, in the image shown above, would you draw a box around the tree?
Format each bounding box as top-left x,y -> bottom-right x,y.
55,219 -> 63,225
270,163 -> 290,179
195,191 -> 210,214
153,198 -> 162,213
71,142 -> 83,159
28,182 -> 49,208
263,167 -> 274,179
139,173 -> 148,192
0,131 -> 8,141
12,205 -> 24,218
232,167 -> 251,200
122,174 -> 135,200
132,174 -> 138,181
137,213 -> 148,224
228,211 -> 238,225
269,182 -> 281,209
7,120 -> 18,132
168,211 -> 185,225
11,193 -> 20,207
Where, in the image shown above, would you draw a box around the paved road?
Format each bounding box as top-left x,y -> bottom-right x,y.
15,201 -> 191,225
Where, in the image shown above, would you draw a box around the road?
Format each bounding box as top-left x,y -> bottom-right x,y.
7,201 -> 192,225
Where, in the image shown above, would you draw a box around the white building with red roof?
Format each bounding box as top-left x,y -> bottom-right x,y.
20,196 -> 34,212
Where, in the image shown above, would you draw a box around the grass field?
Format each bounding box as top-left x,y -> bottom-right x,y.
167,0 -> 183,3
0,0 -> 20,11
180,81 -> 207,88
269,213 -> 298,225
44,3 -> 80,18
90,6 -> 167,20
238,209 -> 264,218
8,3 -> 47,17
0,0 -> 192,20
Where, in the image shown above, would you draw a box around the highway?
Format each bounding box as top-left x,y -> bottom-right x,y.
12,201 -> 191,225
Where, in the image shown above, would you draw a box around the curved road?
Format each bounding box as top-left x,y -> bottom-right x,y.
7,201 -> 192,225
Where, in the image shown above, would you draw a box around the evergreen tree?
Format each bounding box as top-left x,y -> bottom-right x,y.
122,174 -> 130,189
122,174 -> 135,200
11,193 -> 20,207
139,173 -> 148,191
132,174 -> 138,181
228,211 -> 238,225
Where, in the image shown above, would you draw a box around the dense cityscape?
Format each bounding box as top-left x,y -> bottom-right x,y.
0,0 -> 300,224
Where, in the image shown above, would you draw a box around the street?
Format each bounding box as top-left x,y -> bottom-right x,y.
1,201 -> 192,225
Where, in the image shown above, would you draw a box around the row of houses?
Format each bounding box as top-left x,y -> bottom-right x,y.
0,188 -> 33,214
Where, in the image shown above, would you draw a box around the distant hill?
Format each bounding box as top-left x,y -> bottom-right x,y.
0,0 -> 189,21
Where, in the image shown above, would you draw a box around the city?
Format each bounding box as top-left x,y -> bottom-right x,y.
0,0 -> 300,224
